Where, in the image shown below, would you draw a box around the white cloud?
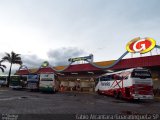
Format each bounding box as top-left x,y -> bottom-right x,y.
0,0 -> 160,65
47,47 -> 87,66
21,54 -> 44,68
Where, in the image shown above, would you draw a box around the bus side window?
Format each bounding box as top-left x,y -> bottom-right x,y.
100,76 -> 105,81
104,76 -> 111,81
106,76 -> 110,81
100,76 -> 104,81
101,77 -> 104,81
111,75 -> 114,80
108,75 -> 112,81
119,76 -> 122,80
104,76 -> 108,81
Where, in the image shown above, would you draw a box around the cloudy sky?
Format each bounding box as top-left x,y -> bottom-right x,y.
0,0 -> 160,73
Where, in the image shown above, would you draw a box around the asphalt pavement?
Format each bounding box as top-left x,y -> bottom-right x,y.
0,88 -> 160,120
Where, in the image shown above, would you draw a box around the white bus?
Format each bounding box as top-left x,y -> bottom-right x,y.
27,74 -> 39,91
10,75 -> 27,89
95,68 -> 154,100
39,73 -> 59,93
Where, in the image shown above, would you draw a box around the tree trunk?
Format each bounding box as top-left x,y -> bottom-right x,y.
7,62 -> 12,87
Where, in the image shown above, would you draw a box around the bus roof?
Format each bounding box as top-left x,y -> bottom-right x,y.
99,67 -> 148,77
11,75 -> 20,77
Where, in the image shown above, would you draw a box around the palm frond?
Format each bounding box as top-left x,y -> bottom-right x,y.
0,59 -> 4,63
14,57 -> 21,61
11,51 -> 15,55
2,55 -> 11,62
0,59 -> 6,69
14,60 -> 23,65
5,52 -> 10,57
0,67 -> 5,72
0,64 -> 6,68
15,54 -> 21,58
2,51 -> 22,65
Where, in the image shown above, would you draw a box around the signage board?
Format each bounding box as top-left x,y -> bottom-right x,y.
41,61 -> 49,67
126,37 -> 156,54
68,54 -> 93,62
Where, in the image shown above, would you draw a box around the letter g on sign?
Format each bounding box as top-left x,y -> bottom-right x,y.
126,37 -> 156,54
133,39 -> 146,52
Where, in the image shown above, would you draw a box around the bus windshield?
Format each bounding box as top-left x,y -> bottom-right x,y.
28,75 -> 38,81
40,78 -> 53,81
11,76 -> 20,81
100,76 -> 111,81
131,69 -> 151,78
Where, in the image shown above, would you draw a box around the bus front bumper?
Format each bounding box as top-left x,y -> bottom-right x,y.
9,86 -> 22,89
27,83 -> 38,90
39,87 -> 54,92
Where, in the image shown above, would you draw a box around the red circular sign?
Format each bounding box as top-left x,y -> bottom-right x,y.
126,37 -> 156,54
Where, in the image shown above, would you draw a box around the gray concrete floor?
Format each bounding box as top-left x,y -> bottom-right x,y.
0,88 -> 159,120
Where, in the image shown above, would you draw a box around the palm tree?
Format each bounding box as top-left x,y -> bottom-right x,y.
2,51 -> 22,87
0,60 -> 6,72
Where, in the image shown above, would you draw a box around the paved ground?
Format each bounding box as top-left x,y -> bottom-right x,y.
0,88 -> 160,120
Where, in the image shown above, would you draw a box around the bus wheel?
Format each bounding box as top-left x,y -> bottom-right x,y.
114,92 -> 118,99
118,92 -> 123,100
97,89 -> 101,95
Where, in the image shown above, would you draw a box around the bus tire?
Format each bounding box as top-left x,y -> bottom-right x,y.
118,92 -> 123,100
97,89 -> 101,95
114,92 -> 118,99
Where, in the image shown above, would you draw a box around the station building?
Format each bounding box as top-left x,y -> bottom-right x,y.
16,55 -> 160,92
16,37 -> 160,92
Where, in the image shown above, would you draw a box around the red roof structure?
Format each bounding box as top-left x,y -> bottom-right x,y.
16,55 -> 160,75
16,69 -> 30,75
61,55 -> 160,72
36,67 -> 56,74
63,63 -> 101,72
111,55 -> 160,70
